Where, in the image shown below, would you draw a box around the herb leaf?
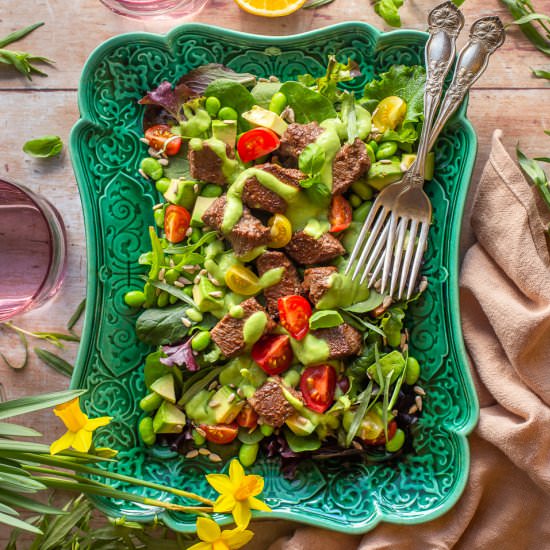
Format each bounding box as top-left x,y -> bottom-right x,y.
0,22 -> 44,49
23,136 -> 63,158
501,0 -> 550,56
517,144 -> 550,209
136,304 -> 193,346
372,0 -> 405,28
67,299 -> 86,331
533,68 -> 550,79
303,0 -> 335,8
34,348 -> 74,377
178,63 -> 256,95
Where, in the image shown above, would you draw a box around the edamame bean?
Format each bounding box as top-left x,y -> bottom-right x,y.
352,201 -> 373,223
365,144 -> 376,164
164,269 -> 180,284
192,429 -> 206,446
140,392 -> 163,412
351,180 -> 373,201
218,106 -> 238,121
260,424 -> 274,437
385,428 -> 405,452
186,308 -> 203,323
169,294 -> 178,305
154,209 -> 165,228
124,290 -> 146,308
349,194 -> 362,209
376,141 -> 398,160
139,417 -> 156,446
405,356 -> 421,385
205,96 -> 221,117
157,290 -> 169,308
368,140 -> 379,154
201,184 -> 223,198
190,227 -> 202,243
239,442 -> 259,467
143,283 -> 156,308
184,286 -> 194,297
155,177 -> 171,194
269,92 -> 287,115
191,331 -> 211,352
140,157 -> 163,181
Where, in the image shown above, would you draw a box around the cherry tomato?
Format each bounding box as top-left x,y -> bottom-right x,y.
224,264 -> 262,295
329,195 -> 352,233
268,214 -> 292,248
236,404 -> 259,429
251,334 -> 293,375
164,205 -> 191,243
362,418 -> 397,447
237,128 -> 280,163
200,423 -> 239,445
145,124 -> 182,156
278,295 -> 312,341
299,364 -> 336,413
372,96 -> 407,133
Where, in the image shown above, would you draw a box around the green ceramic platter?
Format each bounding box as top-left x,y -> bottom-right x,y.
70,22 -> 479,534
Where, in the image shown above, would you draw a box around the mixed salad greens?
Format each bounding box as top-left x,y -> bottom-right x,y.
125,58 -> 431,472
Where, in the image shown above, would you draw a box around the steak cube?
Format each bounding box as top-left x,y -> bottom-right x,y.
302,266 -> 338,306
256,251 -> 302,317
285,231 -> 345,265
210,298 -> 275,359
279,122 -> 325,163
188,142 -> 233,185
313,324 -> 362,359
248,379 -> 296,428
331,138 -> 371,195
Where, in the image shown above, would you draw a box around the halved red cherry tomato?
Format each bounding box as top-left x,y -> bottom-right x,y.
145,124 -> 182,156
363,419 -> 397,447
278,295 -> 312,341
329,195 -> 353,233
164,205 -> 191,243
251,334 -> 293,375
299,364 -> 336,413
237,128 -> 280,163
200,423 -> 239,445
236,404 -> 258,429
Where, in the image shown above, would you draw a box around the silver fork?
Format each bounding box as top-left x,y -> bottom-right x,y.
346,13 -> 505,300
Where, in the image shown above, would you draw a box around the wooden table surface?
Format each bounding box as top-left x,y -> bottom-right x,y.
1,0 -> 549,543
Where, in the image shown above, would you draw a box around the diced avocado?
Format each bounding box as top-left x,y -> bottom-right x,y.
400,152 -> 434,180
191,196 -> 217,227
367,350 -> 406,385
184,389 -> 216,425
367,161 -> 402,191
152,401 -> 186,434
401,154 -> 416,171
193,276 -> 225,313
212,119 -> 237,148
286,413 -> 317,436
150,373 -> 176,404
210,385 -> 244,424
163,179 -> 198,210
242,105 -> 288,136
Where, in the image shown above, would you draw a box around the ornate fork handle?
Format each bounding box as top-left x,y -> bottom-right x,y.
426,16 -> 506,152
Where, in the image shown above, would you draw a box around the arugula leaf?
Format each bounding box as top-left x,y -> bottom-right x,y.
279,81 -> 337,123
372,0 -> 405,28
23,136 -> 62,158
136,304 -> 192,346
363,65 -> 426,144
177,64 -> 256,95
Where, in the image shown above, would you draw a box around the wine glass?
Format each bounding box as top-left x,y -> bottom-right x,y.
99,0 -> 209,19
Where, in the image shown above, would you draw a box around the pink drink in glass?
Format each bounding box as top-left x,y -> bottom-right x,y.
0,179 -> 67,322
99,0 -> 209,19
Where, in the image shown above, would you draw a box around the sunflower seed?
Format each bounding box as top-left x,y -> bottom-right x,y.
148,147 -> 161,158
236,388 -> 244,398
155,287 -> 161,297
181,317 -> 192,327
169,259 -> 175,267
199,269 -> 207,276
183,264 -> 197,272
269,75 -> 280,82
419,276 -> 429,294
185,450 -> 199,459
195,427 -> 206,438
158,158 -> 169,166
414,385 -> 426,396
208,273 -> 221,286
208,400 -> 220,408
138,169 -> 149,180
382,295 -> 393,309
193,183 -> 200,193
209,291 -> 223,298
352,441 -> 363,450
139,137 -> 150,145
194,275 -> 201,284
209,453 -> 222,463
173,281 -> 185,288
408,404 -> 418,415
158,268 -> 166,281
415,395 -> 423,411
227,393 -> 235,403
379,159 -> 392,165
186,227 -> 193,237
153,203 -> 163,210
178,277 -> 192,285
374,279 -> 382,291
198,447 -> 210,456
208,380 -> 219,391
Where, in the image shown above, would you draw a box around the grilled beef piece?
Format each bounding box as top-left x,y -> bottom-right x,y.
302,266 -> 338,306
242,163 -> 305,214
248,379 -> 297,427
313,324 -> 362,359
285,231 -> 345,265
332,138 -> 371,195
279,122 -> 325,163
201,196 -> 271,257
210,297 -> 275,359
188,142 -> 233,185
256,251 -> 302,317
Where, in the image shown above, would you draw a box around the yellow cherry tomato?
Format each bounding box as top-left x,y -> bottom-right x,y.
372,96 -> 407,133
268,214 -> 292,248
224,264 -> 262,295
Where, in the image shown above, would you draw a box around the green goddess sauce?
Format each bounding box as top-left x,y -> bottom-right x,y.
258,267 -> 284,288
189,137 -> 240,184
242,311 -> 268,346
289,332 -> 330,365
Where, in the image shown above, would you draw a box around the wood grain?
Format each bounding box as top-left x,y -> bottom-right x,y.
0,0 -> 548,544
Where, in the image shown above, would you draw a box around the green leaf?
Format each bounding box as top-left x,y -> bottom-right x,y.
308,56 -> 362,102
451,0 -> 466,6
0,22 -> 44,48
298,142 -> 326,177
0,490 -> 66,516
204,80 -> 255,132
0,328 -> 28,370
380,307 -> 405,348
517,145 -> 548,187
136,304 -> 193,346
533,68 -> 550,79
147,279 -> 196,308
23,136 -> 63,158
279,81 -> 337,123
0,471 -> 47,492
345,380 -> 373,446
284,429 -> 321,452
178,366 -> 223,406
501,0 -> 550,56
508,12 -> 550,26
162,147 -> 192,181
0,422 -> 41,437
34,348 -> 74,377
67,298 -> 86,331
309,310 -> 344,330
0,389 -> 85,420
303,0 -> 335,8
372,0 -> 404,28
0,510 -> 43,534
343,290 -> 384,313
251,81 -> 282,109
0,502 -> 18,516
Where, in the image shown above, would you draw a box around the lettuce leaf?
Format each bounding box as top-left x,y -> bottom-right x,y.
139,80 -> 196,123
363,65 -> 426,144
279,81 -> 337,123
373,0 -> 404,28
178,63 -> 256,95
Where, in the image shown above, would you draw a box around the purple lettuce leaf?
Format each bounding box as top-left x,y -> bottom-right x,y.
160,340 -> 199,371
177,63 -> 256,95
139,81 -> 196,123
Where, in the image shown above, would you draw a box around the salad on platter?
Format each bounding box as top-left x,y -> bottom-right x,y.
125,58 -> 431,473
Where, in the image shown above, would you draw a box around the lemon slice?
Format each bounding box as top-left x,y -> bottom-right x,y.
233,0 -> 306,17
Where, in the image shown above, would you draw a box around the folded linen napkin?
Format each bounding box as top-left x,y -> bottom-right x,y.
250,130 -> 550,550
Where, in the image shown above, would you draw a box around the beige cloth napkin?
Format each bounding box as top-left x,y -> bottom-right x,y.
250,130 -> 550,550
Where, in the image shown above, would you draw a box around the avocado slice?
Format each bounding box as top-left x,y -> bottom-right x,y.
210,385 -> 244,424
286,413 -> 317,436
191,196 -> 217,227
242,105 -> 288,136
163,179 -> 198,210
184,389 -> 217,425
150,373 -> 176,404
192,276 -> 225,313
367,161 -> 402,191
212,119 -> 237,148
400,152 -> 434,180
152,401 -> 186,434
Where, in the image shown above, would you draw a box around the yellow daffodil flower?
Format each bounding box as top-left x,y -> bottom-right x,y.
206,459 -> 271,528
188,517 -> 253,550
50,397 -> 111,455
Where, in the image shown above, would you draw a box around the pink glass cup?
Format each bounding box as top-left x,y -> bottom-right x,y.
99,0 -> 209,19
